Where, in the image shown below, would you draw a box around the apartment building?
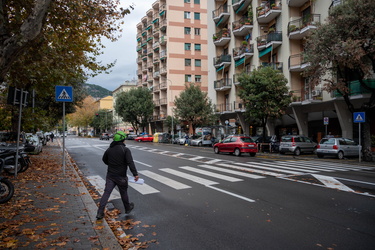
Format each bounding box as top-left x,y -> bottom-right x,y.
136,0 -> 208,133
208,0 -> 373,141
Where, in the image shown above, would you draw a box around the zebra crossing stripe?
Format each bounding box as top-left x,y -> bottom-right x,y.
87,175 -> 121,200
139,170 -> 191,190
248,161 -> 318,173
216,163 -> 285,177
311,174 -> 355,192
198,165 -> 265,179
128,182 -> 160,195
205,159 -> 224,164
272,161 -> 336,172
160,168 -> 219,186
239,162 -> 304,175
180,166 -> 243,182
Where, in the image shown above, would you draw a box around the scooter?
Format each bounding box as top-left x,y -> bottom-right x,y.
0,158 -> 14,203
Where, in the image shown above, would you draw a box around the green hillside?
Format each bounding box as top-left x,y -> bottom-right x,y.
84,83 -> 112,99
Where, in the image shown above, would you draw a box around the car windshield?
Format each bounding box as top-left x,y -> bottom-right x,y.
320,138 -> 335,144
240,137 -> 254,143
281,137 -> 293,142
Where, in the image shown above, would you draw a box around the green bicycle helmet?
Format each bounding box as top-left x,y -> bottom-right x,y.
113,131 -> 127,142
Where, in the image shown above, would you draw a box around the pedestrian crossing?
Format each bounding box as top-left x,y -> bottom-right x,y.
88,159 -> 375,200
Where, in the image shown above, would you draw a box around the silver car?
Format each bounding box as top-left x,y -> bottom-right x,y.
316,138 -> 361,159
279,135 -> 317,156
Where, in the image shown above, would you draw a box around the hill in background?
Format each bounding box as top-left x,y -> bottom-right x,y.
84,83 -> 112,99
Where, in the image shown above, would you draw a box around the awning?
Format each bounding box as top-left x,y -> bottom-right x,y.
159,10 -> 165,16
235,57 -> 245,67
216,65 -> 224,72
259,46 -> 272,57
152,18 -> 159,23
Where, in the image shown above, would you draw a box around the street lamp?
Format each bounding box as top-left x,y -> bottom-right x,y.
166,79 -> 174,142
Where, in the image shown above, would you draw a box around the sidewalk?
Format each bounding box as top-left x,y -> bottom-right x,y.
0,140 -> 122,249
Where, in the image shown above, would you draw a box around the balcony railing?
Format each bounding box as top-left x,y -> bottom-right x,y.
233,44 -> 254,60
232,0 -> 252,13
288,54 -> 310,72
213,28 -> 231,47
333,79 -> 375,97
288,14 -> 321,39
260,62 -> 283,72
213,54 -> 232,68
215,103 -> 232,113
256,32 -> 282,49
232,16 -> 253,36
287,0 -> 309,7
212,4 -> 230,25
214,78 -> 232,91
257,1 -> 282,24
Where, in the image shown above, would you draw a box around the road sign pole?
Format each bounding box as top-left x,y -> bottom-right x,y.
359,123 -> 361,163
63,102 -> 66,175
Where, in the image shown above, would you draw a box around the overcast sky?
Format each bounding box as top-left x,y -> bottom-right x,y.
86,0 -> 155,91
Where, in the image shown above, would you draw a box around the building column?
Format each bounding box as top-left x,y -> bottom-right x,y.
266,120 -> 275,136
236,113 -> 249,135
292,106 -> 308,136
334,101 -> 353,138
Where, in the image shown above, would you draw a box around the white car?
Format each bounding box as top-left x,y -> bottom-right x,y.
316,138 -> 361,159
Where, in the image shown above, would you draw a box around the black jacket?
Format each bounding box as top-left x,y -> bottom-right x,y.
102,141 -> 138,178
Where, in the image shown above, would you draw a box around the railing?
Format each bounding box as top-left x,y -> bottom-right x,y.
232,16 -> 253,30
288,14 -> 321,35
215,103 -> 232,112
159,98 -> 167,105
256,1 -> 282,17
260,62 -> 283,71
256,32 -> 282,46
213,28 -> 231,41
233,44 -> 254,58
212,4 -> 229,19
213,54 -> 231,66
214,78 -> 232,89
288,54 -> 309,69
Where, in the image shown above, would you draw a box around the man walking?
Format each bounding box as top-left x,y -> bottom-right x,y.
96,131 -> 139,220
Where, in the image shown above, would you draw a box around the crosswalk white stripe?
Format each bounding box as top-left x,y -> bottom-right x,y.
160,168 -> 219,186
247,161 -> 318,173
189,156 -> 205,161
236,162 -> 304,175
272,161 -> 336,172
180,166 -> 243,182
216,163 -> 285,177
276,161 -> 365,172
198,165 -> 265,179
128,182 -> 160,195
87,175 -> 121,200
311,174 -> 355,192
296,161 -> 365,169
139,170 -> 191,190
205,159 -> 224,164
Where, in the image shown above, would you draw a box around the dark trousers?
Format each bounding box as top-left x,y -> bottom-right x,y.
98,173 -> 131,213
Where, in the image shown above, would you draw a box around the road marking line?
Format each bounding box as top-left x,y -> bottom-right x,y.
237,162 -> 304,175
139,170 -> 191,190
128,182 -> 160,195
311,174 -> 355,192
160,168 -> 219,186
198,165 -> 265,179
180,166 -> 243,182
206,186 -> 255,203
87,175 -> 121,200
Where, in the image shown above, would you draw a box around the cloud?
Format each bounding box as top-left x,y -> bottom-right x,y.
87,0 -> 155,91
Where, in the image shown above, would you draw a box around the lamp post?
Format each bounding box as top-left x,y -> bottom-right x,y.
166,79 -> 174,142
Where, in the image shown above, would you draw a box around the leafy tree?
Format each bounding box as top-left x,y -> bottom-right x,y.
115,88 -> 154,134
174,83 -> 216,135
165,115 -> 180,134
303,0 -> 375,159
90,109 -> 114,135
238,66 -> 291,140
67,96 -> 97,135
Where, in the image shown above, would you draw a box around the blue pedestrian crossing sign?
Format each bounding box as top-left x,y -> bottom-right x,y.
55,86 -> 73,102
353,112 -> 365,123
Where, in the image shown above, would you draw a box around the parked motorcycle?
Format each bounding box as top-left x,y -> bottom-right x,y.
0,158 -> 14,203
0,147 -> 31,175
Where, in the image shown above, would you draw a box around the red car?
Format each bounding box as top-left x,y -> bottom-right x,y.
213,135 -> 257,157
135,134 -> 154,142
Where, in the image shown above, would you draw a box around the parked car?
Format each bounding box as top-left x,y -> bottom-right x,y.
99,133 -> 109,140
213,135 -> 257,157
135,134 -> 154,142
316,137 -> 362,159
126,134 -> 138,140
190,134 -> 218,147
279,135 -> 317,156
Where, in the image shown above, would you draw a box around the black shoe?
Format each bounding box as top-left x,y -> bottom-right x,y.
96,211 -> 104,220
125,202 -> 134,214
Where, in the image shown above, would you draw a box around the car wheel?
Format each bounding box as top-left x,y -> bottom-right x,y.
138,139 -> 142,142
234,148 -> 241,156
337,151 -> 344,159
294,148 -> 301,156
214,147 -> 220,154
249,152 -> 256,157
198,142 -> 202,147
317,153 -> 324,158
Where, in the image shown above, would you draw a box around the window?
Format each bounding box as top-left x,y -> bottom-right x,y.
184,0 -> 190,3
194,44 -> 201,51
194,12 -> 200,20
184,27 -> 191,35
194,28 -> 200,36
195,75 -> 201,82
184,43 -> 191,50
194,0 -> 200,4
185,59 -> 191,66
185,75 -> 192,82
184,11 -> 191,19
195,59 -> 201,67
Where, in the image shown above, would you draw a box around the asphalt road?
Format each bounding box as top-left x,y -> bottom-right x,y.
65,136 -> 375,250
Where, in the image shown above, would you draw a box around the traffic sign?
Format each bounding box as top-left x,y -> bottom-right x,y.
353,112 -> 365,123
323,117 -> 329,125
55,86 -> 73,102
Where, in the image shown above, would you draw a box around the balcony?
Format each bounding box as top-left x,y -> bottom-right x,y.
333,79 -> 375,98
213,29 -> 231,47
215,103 -> 232,113
260,62 -> 283,72
257,1 -> 282,24
288,14 -> 320,39
329,0 -> 344,12
287,0 -> 309,7
159,36 -> 167,45
153,71 -> 160,79
160,50 -> 167,60
153,84 -> 160,93
153,27 -> 159,37
153,55 -> 160,64
160,98 -> 167,105
160,19 -> 167,32
213,4 -> 230,26
233,44 -> 254,60
147,62 -> 153,69
214,78 -> 232,91
160,66 -> 167,75
288,54 -> 310,72
213,54 -> 232,69
232,0 -> 252,14
160,81 -> 167,90
256,32 -> 282,51
153,41 -> 160,50
232,17 -> 253,36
